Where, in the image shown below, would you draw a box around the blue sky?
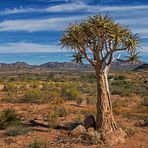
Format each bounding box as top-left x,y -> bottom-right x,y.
0,0 -> 148,53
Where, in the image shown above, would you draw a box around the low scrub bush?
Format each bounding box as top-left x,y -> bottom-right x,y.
0,108 -> 20,129
22,89 -> 51,103
4,83 -> 17,91
5,125 -> 30,136
47,111 -> 59,128
28,139 -> 49,148
143,98 -> 148,106
55,107 -> 67,117
61,86 -> 80,101
2,91 -> 16,102
112,99 -> 128,115
114,75 -> 126,80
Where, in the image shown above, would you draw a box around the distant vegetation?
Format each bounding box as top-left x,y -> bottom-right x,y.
0,71 -> 147,104
0,70 -> 147,146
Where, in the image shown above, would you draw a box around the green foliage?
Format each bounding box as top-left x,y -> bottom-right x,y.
54,107 -> 67,117
32,81 -> 40,89
5,125 -> 30,136
111,80 -> 133,96
61,86 -> 80,101
47,111 -> 59,128
28,139 -> 48,148
112,99 -> 128,115
4,83 -> 17,91
60,14 -> 140,65
0,109 -> 20,129
110,79 -> 148,97
114,75 -> 126,80
22,89 -> 44,103
22,89 -> 52,103
143,98 -> 148,106
2,91 -> 16,102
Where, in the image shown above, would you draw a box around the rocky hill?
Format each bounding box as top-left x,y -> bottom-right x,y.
0,61 -> 147,71
134,63 -> 148,71
0,62 -> 33,71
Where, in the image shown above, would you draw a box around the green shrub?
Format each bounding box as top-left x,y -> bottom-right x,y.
4,83 -> 17,91
0,109 -> 20,129
28,139 -> 48,148
47,111 -> 59,128
54,107 -> 67,117
143,98 -> 148,106
2,91 -> 16,102
112,99 -> 128,114
61,86 -> 80,101
5,125 -> 30,136
114,75 -> 126,80
42,82 -> 54,91
22,89 -> 50,103
23,89 -> 43,103
32,81 -> 40,89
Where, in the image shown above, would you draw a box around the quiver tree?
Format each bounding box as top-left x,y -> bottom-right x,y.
60,14 -> 140,132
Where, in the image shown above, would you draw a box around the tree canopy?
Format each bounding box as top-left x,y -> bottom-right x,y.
60,14 -> 140,69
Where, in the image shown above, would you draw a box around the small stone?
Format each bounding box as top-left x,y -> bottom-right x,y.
83,115 -> 96,129
80,99 -> 87,107
86,127 -> 101,144
71,125 -> 87,137
144,119 -> 148,126
125,127 -> 136,137
87,127 -> 95,136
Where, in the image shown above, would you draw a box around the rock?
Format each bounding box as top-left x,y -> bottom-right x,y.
83,115 -> 96,129
144,119 -> 148,126
87,127 -> 95,136
65,122 -> 80,130
71,125 -> 87,137
106,128 -> 126,145
80,99 -> 87,107
125,127 -> 136,137
28,119 -> 48,128
87,127 -> 101,144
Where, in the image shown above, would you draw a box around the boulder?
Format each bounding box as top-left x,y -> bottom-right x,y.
71,125 -> 87,137
87,127 -> 101,144
83,115 -> 96,129
105,128 -> 126,145
66,122 -> 80,130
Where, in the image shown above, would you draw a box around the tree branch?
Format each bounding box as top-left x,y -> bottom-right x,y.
78,48 -> 96,66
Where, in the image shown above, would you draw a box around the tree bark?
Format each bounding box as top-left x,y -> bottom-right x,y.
95,66 -> 118,132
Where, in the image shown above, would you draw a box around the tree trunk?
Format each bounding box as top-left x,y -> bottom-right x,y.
95,66 -> 118,132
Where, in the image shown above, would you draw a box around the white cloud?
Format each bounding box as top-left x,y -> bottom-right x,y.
1,1 -> 148,15
0,42 -> 65,53
141,45 -> 148,53
0,16 -> 84,32
0,41 -> 147,54
45,1 -> 87,12
2,7 -> 40,15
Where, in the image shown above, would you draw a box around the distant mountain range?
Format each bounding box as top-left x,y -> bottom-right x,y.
0,61 -> 147,71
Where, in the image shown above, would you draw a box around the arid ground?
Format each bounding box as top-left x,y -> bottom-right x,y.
0,69 -> 147,148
